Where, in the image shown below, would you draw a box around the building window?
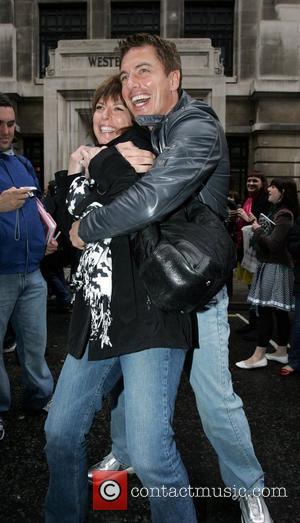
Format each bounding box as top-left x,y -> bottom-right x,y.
111,2 -> 160,37
227,135 -> 249,197
39,3 -> 87,77
184,1 -> 234,76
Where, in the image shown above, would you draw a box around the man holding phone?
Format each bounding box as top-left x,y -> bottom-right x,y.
0,93 -> 55,441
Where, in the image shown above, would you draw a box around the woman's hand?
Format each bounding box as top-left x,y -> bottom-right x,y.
69,220 -> 86,250
246,211 -> 260,230
45,238 -> 58,256
236,208 -> 252,222
68,146 -> 106,176
251,219 -> 261,231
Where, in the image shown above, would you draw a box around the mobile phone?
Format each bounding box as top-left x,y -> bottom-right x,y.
20,186 -> 38,197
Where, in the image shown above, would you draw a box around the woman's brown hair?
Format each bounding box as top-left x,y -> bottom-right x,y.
90,75 -> 131,143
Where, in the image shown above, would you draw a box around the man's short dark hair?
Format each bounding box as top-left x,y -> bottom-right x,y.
0,93 -> 14,109
118,33 -> 182,92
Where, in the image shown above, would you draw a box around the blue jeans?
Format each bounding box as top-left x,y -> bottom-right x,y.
289,293 -> 300,370
111,287 -> 264,493
0,270 -> 53,412
44,347 -> 197,523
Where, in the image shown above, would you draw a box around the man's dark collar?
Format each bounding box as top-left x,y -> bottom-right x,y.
135,90 -> 189,128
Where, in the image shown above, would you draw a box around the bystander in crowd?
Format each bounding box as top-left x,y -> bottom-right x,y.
0,93 -> 56,441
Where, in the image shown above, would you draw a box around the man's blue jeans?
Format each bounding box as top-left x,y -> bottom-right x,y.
44,347 -> 197,523
0,270 -> 53,412
111,287 -> 265,493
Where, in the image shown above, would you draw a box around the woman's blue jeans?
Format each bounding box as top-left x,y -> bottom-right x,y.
44,347 -> 197,523
111,287 -> 264,494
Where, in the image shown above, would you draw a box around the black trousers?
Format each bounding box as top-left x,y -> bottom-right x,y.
257,306 -> 290,347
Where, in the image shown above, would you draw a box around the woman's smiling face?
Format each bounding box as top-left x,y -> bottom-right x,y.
267,184 -> 282,205
93,96 -> 133,144
246,176 -> 263,195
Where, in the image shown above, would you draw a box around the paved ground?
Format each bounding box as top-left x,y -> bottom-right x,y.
1,287 -> 300,522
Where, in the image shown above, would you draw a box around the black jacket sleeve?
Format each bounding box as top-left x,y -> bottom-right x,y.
88,146 -> 139,205
78,106 -> 228,242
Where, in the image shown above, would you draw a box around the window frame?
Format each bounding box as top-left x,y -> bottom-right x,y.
38,1 -> 87,78
184,0 -> 235,77
110,1 -> 161,38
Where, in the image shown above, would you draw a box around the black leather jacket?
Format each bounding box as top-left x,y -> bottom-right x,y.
79,90 -> 230,242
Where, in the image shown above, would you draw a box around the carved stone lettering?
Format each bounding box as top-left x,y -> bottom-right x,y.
88,56 -> 120,67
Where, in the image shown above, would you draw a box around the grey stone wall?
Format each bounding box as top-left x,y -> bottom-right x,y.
0,25 -> 15,78
0,0 -> 299,187
239,0 -> 260,80
15,0 -> 34,82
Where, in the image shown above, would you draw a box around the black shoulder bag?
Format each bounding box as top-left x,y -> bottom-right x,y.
131,197 -> 237,313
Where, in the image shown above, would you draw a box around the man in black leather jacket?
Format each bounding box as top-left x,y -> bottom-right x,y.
70,34 -> 272,523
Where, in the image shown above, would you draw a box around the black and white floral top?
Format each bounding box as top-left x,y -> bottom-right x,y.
63,125 -> 196,360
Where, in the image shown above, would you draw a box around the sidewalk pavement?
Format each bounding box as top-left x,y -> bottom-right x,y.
0,282 -> 299,522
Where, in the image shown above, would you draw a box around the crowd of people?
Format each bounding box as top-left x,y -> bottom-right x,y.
228,173 -> 300,376
1,32 -> 299,523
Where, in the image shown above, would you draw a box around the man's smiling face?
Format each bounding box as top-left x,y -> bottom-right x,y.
120,45 -> 180,118
0,106 -> 16,152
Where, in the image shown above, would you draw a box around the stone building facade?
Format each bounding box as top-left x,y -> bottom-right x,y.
0,0 -> 299,194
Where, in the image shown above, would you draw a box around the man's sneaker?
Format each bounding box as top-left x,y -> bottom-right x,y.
88,452 -> 134,483
42,397 -> 53,413
0,416 -> 5,441
239,495 -> 273,523
3,341 -> 17,353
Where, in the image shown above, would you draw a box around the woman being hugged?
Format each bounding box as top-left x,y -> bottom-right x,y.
236,178 -> 299,369
44,75 -> 197,523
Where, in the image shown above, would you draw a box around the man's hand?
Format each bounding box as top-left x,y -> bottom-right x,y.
69,220 -> 86,250
45,238 -> 58,256
0,187 -> 29,212
116,141 -> 155,173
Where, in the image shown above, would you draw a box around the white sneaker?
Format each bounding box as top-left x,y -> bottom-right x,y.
0,416 -> 5,441
88,452 -> 134,483
239,495 -> 273,523
3,341 -> 17,354
42,397 -> 53,413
